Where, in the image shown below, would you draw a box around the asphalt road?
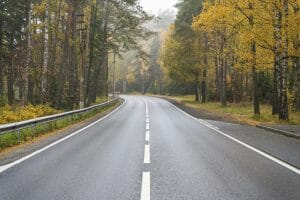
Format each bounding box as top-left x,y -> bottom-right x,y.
0,95 -> 299,200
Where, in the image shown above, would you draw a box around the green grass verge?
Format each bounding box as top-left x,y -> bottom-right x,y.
0,100 -> 121,150
164,95 -> 300,125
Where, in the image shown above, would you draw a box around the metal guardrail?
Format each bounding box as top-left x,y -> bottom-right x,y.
0,98 -> 119,136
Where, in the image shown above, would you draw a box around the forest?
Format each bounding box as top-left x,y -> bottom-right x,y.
0,0 -> 152,111
0,0 -> 299,122
115,0 -> 299,122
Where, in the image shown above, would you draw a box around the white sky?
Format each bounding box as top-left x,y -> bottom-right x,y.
140,0 -> 178,15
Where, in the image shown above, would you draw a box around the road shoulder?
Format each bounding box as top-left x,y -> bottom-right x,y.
159,96 -> 300,139
156,96 -> 300,167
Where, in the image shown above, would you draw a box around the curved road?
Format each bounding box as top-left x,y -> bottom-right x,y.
0,95 -> 299,200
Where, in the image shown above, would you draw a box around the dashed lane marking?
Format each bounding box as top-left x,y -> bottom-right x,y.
140,172 -> 150,200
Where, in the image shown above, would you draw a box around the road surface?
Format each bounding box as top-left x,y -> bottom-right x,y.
0,95 -> 299,200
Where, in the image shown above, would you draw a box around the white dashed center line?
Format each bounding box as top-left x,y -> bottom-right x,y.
141,102 -> 151,200
145,130 -> 150,142
144,144 -> 150,164
141,172 -> 150,200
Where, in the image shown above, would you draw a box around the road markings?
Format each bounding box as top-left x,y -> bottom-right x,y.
145,130 -> 150,142
141,102 -> 151,200
140,172 -> 150,200
167,101 -> 300,175
0,99 -> 127,174
145,103 -> 149,116
144,144 -> 150,164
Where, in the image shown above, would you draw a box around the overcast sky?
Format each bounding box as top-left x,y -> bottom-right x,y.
140,0 -> 178,15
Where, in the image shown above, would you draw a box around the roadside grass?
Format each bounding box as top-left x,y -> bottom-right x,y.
0,100 -> 120,150
166,95 -> 300,125
95,96 -> 109,104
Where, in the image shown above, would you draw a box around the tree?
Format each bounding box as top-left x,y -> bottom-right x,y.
0,0 -> 152,109
170,0 -> 204,101
193,1 -> 238,106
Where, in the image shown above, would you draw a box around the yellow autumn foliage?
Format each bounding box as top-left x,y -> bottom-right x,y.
192,0 -> 299,72
0,105 -> 60,125
192,3 -> 237,33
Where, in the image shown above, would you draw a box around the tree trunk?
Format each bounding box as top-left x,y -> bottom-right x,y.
28,73 -> 34,104
195,75 -> 200,102
24,0 -> 32,104
89,55 -> 105,105
275,1 -> 289,120
85,5 -> 97,106
201,80 -> 206,103
84,1 -> 93,106
274,5 -> 282,117
249,3 -> 260,115
104,0 -> 110,99
42,0 -> 50,103
27,14 -> 36,104
221,57 -> 227,107
215,55 -> 220,101
295,59 -> 300,111
7,35 -> 14,105
91,0 -> 110,103
252,64 -> 260,115
202,34 -> 208,103
278,0 -> 289,120
68,0 -> 78,109
0,13 -> 3,96
56,2 -> 72,108
220,34 -> 227,107
272,56 -> 279,115
293,5 -> 300,112
251,40 -> 260,115
48,0 -> 62,105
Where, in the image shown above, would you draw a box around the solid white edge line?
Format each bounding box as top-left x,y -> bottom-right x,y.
144,144 -> 150,164
0,99 -> 127,174
166,100 -> 300,175
140,172 -> 150,200
146,123 -> 150,130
